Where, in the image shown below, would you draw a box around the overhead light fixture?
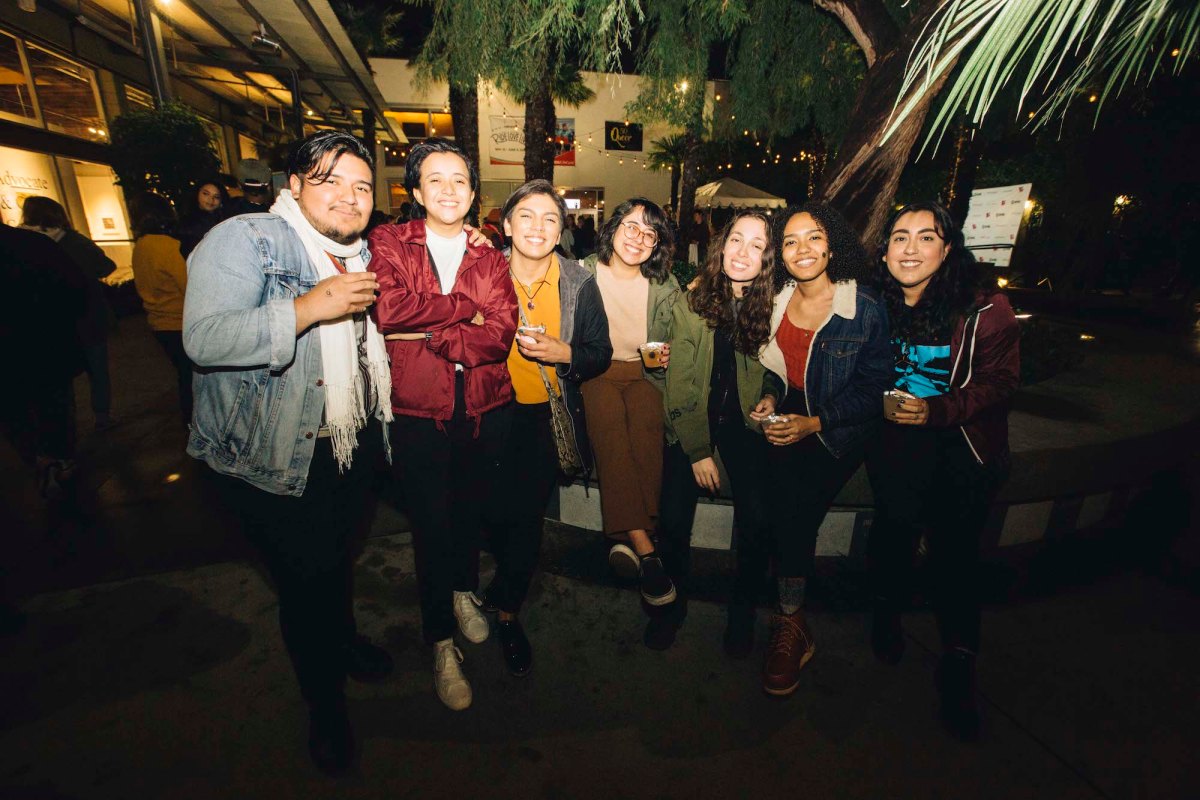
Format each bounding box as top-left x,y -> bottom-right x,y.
251,24 -> 282,56
19,0 -> 36,11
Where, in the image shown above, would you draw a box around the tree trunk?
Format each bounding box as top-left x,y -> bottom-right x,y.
674,82 -> 706,255
669,166 -> 680,212
448,80 -> 479,173
815,0 -> 956,245
524,60 -> 556,183
945,123 -> 982,227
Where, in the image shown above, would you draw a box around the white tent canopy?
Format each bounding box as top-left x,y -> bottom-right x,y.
694,178 -> 786,210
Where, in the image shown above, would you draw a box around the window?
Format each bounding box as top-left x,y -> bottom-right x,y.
382,143 -> 410,168
0,31 -> 37,123
25,44 -> 105,141
124,85 -> 154,112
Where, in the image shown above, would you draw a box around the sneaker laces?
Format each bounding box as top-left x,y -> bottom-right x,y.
435,642 -> 464,672
768,614 -> 811,659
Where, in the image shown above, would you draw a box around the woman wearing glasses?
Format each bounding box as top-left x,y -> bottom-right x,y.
581,199 -> 679,607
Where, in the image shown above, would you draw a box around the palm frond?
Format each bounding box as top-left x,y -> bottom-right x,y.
882,0 -> 1198,153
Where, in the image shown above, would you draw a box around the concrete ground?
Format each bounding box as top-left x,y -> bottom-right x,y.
1,314 -> 1197,799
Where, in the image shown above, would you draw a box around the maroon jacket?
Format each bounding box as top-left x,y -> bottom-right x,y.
369,220 -> 517,423
924,291 -> 1020,465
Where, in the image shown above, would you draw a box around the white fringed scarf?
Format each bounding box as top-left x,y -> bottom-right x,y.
271,190 -> 392,471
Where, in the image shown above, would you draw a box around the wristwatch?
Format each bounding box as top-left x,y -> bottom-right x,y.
424,330 -> 434,348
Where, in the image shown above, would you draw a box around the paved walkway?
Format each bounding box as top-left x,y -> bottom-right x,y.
1,314 -> 1197,798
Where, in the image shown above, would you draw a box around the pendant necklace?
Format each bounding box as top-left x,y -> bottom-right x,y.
515,275 -> 549,310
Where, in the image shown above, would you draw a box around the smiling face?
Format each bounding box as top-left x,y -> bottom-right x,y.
611,206 -> 658,269
413,151 -> 475,232
196,183 -> 222,213
780,212 -> 831,283
504,192 -> 562,262
721,215 -> 768,294
885,210 -> 950,298
288,151 -> 373,245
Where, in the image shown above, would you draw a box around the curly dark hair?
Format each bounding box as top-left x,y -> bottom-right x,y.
773,202 -> 871,292
873,201 -> 981,343
688,211 -> 776,354
596,197 -> 675,283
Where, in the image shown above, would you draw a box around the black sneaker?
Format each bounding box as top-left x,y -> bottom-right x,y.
639,556 -> 676,606
870,598 -> 905,666
643,595 -> 688,651
935,648 -> 981,742
308,699 -> 354,775
723,603 -> 755,658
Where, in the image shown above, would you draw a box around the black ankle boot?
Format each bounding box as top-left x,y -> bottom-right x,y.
935,648 -> 980,742
308,699 -> 354,774
870,598 -> 904,665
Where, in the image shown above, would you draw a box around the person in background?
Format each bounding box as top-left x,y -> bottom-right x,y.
0,223 -> 89,497
754,202 -> 892,696
185,130 -> 393,773
225,159 -> 274,216
476,179 -> 611,677
558,214 -> 576,258
177,180 -> 229,259
686,209 -> 711,266
480,208 -> 505,249
574,216 -> 597,258
130,193 -> 193,426
868,200 -> 1019,741
369,138 -> 517,712
655,211 -> 781,651
19,196 -> 119,431
580,199 -> 679,607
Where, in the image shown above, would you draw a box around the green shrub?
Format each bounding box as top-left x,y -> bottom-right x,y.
109,101 -> 221,209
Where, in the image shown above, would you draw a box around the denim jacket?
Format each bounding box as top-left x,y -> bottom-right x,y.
182,214 -> 389,496
758,280 -> 893,459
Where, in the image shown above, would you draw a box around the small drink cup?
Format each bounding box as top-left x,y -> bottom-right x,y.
517,324 -> 546,336
639,341 -> 667,369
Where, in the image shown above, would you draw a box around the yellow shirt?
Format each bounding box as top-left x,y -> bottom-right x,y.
131,234 -> 188,331
508,258 -> 562,404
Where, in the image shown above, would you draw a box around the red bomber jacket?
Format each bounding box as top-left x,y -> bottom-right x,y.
368,219 -> 517,424
924,291 -> 1020,465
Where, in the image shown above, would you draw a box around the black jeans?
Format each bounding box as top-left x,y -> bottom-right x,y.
212,420 -> 384,707
391,374 -> 510,643
658,418 -> 772,606
153,330 -> 193,425
865,423 -> 1008,652
764,391 -> 865,580
483,401 -> 559,614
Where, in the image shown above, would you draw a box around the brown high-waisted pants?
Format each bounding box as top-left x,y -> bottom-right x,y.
581,359 -> 664,535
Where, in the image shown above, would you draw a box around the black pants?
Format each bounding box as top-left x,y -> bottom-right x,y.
765,394 -> 865,580
153,330 -> 193,425
213,421 -> 384,707
391,374 -> 510,643
658,418 -> 772,606
483,401 -> 558,614
865,424 -> 1007,652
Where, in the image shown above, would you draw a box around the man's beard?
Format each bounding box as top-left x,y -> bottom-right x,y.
318,223 -> 362,245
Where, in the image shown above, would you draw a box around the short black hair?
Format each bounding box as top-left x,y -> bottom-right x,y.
131,192 -> 177,238
773,201 -> 871,291
597,197 -> 675,283
286,130 -> 374,182
501,179 -> 568,227
404,137 -> 478,220
20,195 -> 70,230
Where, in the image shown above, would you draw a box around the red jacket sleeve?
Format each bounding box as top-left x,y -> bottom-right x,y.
428,252 -> 518,367
369,229 -> 478,333
925,294 -> 1020,428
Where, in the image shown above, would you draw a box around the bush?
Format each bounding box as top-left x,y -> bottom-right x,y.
108,101 -> 221,209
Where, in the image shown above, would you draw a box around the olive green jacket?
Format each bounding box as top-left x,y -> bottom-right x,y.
582,253 -> 680,392
663,297 -> 783,463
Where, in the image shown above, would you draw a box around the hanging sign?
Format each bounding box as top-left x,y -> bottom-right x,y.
964,183 -> 1031,268
489,116 -> 576,166
605,121 -> 643,152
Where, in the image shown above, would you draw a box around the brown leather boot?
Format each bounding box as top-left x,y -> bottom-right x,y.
762,610 -> 815,696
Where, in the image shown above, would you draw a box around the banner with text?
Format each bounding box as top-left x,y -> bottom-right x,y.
964,183 -> 1031,268
489,116 -> 576,166
604,121 -> 643,152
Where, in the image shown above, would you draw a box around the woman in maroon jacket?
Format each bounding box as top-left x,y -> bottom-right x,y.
368,138 -> 517,712
867,201 -> 1019,742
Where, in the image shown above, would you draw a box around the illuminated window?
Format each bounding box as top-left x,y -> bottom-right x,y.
0,31 -> 37,123
25,44 -> 105,140
124,85 -> 154,112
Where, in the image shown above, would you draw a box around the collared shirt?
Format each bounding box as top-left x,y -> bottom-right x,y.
508,257 -> 562,403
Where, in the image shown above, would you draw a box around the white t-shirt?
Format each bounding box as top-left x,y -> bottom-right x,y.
425,225 -> 468,371
426,226 -> 467,293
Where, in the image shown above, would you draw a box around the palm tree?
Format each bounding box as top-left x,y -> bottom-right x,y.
648,134 -> 688,213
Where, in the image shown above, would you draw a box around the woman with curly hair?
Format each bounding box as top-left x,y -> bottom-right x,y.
651,211 -> 783,650
867,201 -> 1019,741
580,198 -> 679,607
754,202 -> 893,695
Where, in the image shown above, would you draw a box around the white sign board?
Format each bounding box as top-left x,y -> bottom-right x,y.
963,183 -> 1030,268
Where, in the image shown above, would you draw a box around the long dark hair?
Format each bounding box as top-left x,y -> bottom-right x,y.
287,130 -> 374,182
189,179 -> 229,216
874,201 -> 980,342
131,192 -> 177,239
773,202 -> 871,292
688,211 -> 776,354
596,197 -> 675,283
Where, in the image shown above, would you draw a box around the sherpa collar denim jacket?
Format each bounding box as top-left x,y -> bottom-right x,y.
182,214 -> 389,497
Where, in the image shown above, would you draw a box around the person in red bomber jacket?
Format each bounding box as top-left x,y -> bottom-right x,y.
866,201 -> 1019,743
368,138 -> 517,712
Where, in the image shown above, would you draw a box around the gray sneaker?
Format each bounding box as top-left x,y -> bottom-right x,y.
608,543 -> 640,579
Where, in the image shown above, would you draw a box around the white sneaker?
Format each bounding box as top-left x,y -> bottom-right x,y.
453,591 -> 489,644
608,544 -> 640,579
433,639 -> 472,711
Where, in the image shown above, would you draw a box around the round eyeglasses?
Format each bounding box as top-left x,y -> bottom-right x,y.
620,220 -> 659,247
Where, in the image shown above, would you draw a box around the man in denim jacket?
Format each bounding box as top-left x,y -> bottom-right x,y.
183,131 -> 393,774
